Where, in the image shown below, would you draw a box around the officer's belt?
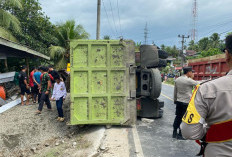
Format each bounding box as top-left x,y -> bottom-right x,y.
195,120 -> 232,156
205,119 -> 232,143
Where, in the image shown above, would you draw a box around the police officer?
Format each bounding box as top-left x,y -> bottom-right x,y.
181,34 -> 232,156
173,67 -> 198,139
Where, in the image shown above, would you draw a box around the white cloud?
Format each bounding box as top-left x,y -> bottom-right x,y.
39,0 -> 232,47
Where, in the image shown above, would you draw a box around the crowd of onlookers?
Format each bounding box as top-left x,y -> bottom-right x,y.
18,65 -> 67,122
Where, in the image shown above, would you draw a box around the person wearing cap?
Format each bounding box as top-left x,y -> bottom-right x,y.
181,34 -> 232,156
48,65 -> 60,83
19,65 -> 30,105
173,66 -> 198,139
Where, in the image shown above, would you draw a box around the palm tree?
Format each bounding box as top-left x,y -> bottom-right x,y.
209,33 -> 220,48
49,20 -> 89,69
198,37 -> 210,51
0,27 -> 17,42
0,0 -> 22,40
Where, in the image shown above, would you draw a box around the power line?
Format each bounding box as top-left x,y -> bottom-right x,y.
109,0 -> 118,37
201,22 -> 232,37
102,0 -> 115,37
116,0 -> 123,37
219,29 -> 232,35
203,19 -> 232,29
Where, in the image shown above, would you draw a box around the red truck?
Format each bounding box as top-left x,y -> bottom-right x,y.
188,54 -> 229,80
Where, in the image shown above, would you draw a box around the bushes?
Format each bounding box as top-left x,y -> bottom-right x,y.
165,78 -> 175,85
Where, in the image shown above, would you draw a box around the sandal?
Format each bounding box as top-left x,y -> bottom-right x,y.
59,117 -> 65,122
35,111 -> 41,115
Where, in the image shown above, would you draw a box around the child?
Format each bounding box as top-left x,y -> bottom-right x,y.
51,77 -> 67,122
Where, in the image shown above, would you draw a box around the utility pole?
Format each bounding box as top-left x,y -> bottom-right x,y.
178,35 -> 190,67
96,0 -> 101,40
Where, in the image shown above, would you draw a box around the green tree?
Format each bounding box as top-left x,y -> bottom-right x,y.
160,44 -> 165,50
49,20 -> 89,69
199,48 -> 222,58
198,37 -> 210,51
9,0 -> 58,54
103,35 -> 110,40
163,45 -> 179,58
0,0 -> 22,40
209,33 -> 220,48
172,45 -> 179,57
226,32 -> 232,37
188,40 -> 199,51
161,64 -> 170,74
0,27 -> 17,42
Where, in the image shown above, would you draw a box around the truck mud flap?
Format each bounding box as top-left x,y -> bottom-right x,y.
137,98 -> 164,118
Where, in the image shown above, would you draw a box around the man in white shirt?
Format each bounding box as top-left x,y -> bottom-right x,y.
173,67 -> 198,139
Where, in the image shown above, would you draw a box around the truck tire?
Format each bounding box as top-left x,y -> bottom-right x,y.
140,45 -> 159,68
158,59 -> 167,67
158,50 -> 168,59
150,68 -> 162,99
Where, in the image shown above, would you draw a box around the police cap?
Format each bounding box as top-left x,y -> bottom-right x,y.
183,67 -> 193,74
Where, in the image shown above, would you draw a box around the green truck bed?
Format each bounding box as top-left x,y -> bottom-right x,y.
69,40 -> 136,125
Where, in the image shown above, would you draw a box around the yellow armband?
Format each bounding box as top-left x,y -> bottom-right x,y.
182,84 -> 202,124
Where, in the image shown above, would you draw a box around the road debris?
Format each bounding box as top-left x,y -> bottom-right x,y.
141,118 -> 155,123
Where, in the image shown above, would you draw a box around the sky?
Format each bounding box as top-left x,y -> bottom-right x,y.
39,0 -> 232,48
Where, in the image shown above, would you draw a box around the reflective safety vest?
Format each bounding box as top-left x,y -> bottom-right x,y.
182,84 -> 232,143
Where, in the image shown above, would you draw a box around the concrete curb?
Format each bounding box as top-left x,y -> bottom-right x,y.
88,126 -> 106,157
71,126 -> 106,157
162,82 -> 174,87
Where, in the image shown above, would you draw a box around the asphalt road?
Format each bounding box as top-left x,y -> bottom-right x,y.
133,83 -> 199,157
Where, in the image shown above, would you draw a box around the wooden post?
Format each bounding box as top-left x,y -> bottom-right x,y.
26,58 -> 29,78
4,59 -> 8,71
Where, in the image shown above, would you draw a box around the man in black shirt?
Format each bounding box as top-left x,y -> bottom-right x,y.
19,65 -> 30,105
48,65 -> 60,83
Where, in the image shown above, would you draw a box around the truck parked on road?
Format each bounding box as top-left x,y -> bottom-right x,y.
188,54 -> 229,80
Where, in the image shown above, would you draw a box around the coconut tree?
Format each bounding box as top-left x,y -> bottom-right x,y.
49,20 -> 89,69
0,0 -> 22,40
0,27 -> 17,42
209,33 -> 220,48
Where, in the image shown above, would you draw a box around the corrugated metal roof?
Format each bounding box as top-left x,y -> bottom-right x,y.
0,37 -> 50,60
0,72 -> 15,84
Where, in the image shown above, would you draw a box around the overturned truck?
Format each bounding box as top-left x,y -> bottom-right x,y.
69,40 -> 167,125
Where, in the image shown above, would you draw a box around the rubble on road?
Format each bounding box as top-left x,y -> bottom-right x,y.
141,118 -> 155,123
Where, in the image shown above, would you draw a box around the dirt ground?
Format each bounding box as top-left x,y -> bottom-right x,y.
0,94 -> 99,157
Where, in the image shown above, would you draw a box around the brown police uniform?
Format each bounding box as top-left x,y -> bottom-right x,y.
181,70 -> 232,157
